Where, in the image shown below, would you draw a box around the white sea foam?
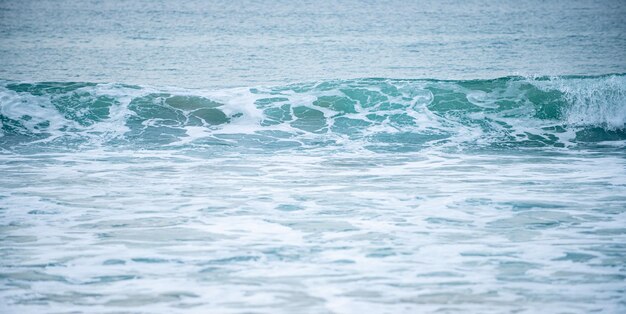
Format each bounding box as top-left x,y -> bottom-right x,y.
1,149 -> 625,313
533,75 -> 626,130
1,77 -> 626,313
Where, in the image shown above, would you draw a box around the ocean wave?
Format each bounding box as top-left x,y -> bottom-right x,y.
1,75 -> 625,152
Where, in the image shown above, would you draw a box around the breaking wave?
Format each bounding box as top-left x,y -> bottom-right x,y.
1,74 -> 625,152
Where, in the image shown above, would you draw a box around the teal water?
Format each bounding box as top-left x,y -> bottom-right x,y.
1,0 -> 625,87
2,75 -> 626,151
1,1 -> 626,313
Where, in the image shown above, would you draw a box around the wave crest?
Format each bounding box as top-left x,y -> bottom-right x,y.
1,75 -> 625,151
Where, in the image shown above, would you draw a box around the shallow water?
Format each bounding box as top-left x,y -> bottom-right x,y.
1,148 -> 626,313
1,1 -> 626,314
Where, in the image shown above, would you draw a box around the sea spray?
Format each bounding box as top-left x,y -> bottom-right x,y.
2,75 -> 625,152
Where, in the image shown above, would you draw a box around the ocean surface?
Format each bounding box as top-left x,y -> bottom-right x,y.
1,1 -> 626,313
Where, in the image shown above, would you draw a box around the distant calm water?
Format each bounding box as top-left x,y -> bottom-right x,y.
1,1 -> 626,313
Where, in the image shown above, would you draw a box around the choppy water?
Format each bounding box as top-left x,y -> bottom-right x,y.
2,1 -> 626,313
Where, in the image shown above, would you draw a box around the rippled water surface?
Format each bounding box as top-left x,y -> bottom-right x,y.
1,0 -> 626,87
1,1 -> 626,313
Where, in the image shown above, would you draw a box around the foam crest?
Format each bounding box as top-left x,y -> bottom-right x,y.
1,75 -> 625,151
532,75 -> 626,130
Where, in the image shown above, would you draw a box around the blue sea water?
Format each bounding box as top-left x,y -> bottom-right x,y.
1,1 -> 626,313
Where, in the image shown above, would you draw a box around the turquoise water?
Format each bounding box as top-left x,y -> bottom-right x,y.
1,1 -> 626,313
2,76 -> 626,152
